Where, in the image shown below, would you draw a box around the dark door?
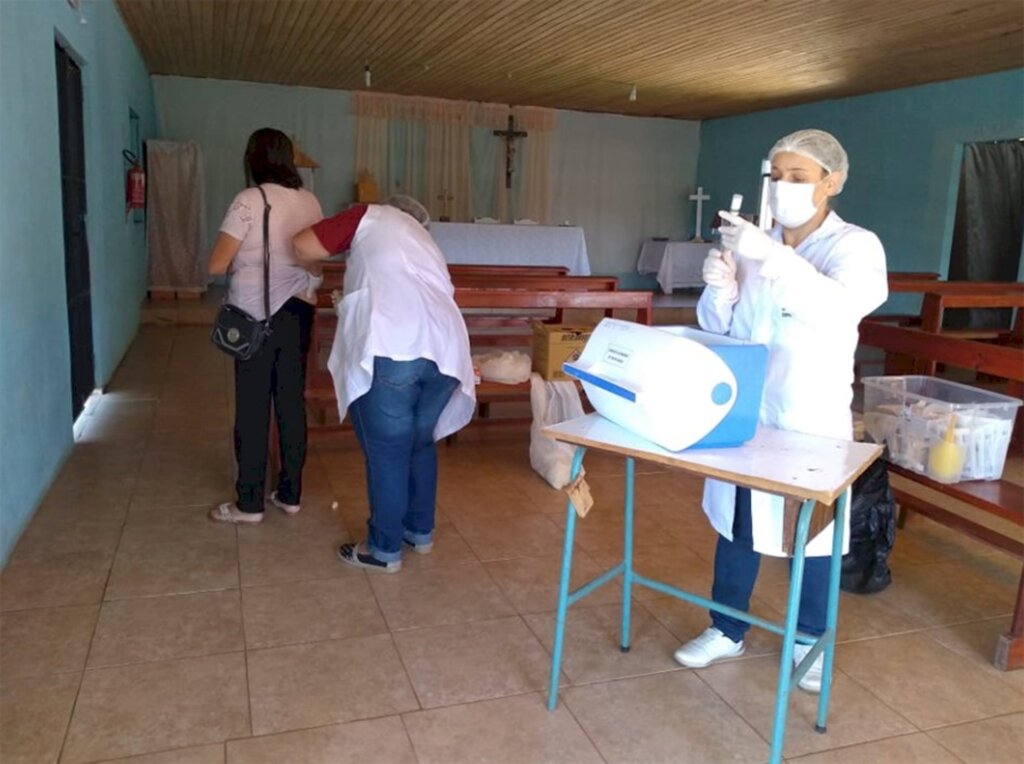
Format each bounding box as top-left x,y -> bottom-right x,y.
55,41 -> 95,421
947,139 -> 1024,329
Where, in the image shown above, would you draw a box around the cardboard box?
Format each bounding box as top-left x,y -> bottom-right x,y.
532,323 -> 593,381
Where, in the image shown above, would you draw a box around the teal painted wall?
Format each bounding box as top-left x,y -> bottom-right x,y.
153,75 -> 700,286
696,69 -> 1024,310
0,0 -> 155,564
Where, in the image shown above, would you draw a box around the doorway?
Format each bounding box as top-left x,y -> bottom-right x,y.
55,40 -> 95,422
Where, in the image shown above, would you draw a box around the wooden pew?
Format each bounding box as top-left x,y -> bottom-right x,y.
320,262 -> 571,290
916,291 -> 1024,349
303,285 -> 652,429
455,288 -> 652,422
451,275 -> 618,323
887,280 -> 1024,296
857,320 -> 1024,670
451,275 -> 616,291
865,283 -> 1024,375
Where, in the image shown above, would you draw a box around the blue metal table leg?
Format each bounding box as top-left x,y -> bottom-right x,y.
620,457 -> 635,652
547,446 -> 587,711
817,488 -> 848,733
769,499 -> 815,764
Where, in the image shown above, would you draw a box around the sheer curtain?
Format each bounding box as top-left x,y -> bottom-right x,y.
423,100 -> 471,222
514,105 -> 554,223
146,140 -> 207,292
353,92 -> 554,223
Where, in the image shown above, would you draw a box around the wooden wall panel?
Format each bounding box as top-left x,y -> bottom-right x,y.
114,0 -> 1023,118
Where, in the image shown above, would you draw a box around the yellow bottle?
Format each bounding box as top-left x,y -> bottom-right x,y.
927,414 -> 964,482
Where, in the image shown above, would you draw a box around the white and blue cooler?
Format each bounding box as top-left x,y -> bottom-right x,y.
562,319 -> 768,452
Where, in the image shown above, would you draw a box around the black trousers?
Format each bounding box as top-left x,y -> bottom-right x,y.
233,297 -> 314,513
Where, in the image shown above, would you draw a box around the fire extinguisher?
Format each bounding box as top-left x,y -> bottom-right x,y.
123,149 -> 145,220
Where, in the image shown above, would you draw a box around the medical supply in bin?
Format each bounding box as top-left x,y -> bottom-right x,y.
862,376 -> 1021,483
562,318 -> 768,452
926,414 -> 965,482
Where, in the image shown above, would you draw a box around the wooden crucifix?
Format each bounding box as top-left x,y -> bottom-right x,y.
493,114 -> 527,189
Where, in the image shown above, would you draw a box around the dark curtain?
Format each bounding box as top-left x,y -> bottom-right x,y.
947,140 -> 1024,329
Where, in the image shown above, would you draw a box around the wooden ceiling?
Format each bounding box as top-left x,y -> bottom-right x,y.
115,0 -> 1023,119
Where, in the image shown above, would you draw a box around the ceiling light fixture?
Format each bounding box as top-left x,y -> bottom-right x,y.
364,64 -> 372,88
629,84 -> 637,102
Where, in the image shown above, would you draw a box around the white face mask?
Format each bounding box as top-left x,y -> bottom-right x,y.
768,180 -> 822,228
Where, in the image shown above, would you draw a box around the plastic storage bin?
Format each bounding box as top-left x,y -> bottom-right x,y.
862,375 -> 1021,483
562,319 -> 767,452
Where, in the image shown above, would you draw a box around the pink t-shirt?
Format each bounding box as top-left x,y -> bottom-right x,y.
220,183 -> 323,320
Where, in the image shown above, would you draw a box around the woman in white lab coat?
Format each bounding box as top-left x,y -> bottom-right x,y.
674,130 -> 888,691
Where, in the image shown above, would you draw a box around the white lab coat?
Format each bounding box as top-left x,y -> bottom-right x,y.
696,212 -> 888,557
327,205 -> 476,440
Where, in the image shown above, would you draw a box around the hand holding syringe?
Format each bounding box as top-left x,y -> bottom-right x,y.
702,194 -> 742,294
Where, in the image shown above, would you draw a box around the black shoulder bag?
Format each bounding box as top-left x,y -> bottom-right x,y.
211,186 -> 272,360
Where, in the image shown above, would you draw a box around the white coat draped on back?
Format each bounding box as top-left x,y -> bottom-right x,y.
696,211 -> 888,557
327,205 -> 476,440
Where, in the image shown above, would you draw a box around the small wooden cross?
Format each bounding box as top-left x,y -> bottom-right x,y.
689,186 -> 710,242
493,114 -> 528,189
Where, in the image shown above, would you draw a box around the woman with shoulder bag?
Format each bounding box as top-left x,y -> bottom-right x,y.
207,128 -> 323,524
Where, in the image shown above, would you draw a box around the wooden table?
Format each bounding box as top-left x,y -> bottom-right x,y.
542,414 -> 882,764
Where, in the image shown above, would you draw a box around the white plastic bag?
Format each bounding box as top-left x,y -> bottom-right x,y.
474,351 -> 532,384
529,373 -> 585,489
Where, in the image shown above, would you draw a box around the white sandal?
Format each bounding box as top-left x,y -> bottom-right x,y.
209,502 -> 264,524
270,491 -> 301,515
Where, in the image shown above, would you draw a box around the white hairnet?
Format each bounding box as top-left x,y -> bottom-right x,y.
769,129 -> 849,193
384,194 -> 430,227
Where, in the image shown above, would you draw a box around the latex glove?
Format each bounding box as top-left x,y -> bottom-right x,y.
718,211 -> 786,262
702,248 -> 737,289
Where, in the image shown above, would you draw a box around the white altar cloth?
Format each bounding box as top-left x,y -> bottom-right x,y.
637,239 -> 714,293
429,222 -> 591,275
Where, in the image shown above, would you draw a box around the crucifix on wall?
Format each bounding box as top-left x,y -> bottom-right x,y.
493,114 -> 528,189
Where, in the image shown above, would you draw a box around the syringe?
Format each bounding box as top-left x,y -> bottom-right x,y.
756,159 -> 772,231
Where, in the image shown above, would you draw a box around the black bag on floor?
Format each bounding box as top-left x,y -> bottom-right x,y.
841,448 -> 895,594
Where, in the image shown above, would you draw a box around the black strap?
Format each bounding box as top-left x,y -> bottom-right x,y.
255,185 -> 272,325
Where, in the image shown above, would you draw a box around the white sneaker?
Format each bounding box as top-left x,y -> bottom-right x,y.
270,491 -> 300,515
673,627 -> 745,668
793,644 -> 824,693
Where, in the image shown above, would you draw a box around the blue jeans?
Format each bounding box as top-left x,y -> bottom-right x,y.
711,488 -> 829,642
349,357 -> 459,563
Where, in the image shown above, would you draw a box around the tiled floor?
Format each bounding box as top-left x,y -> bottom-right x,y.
2,325 -> 1023,763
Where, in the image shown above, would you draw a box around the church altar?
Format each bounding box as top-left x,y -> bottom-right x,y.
429,222 -> 591,275
637,239 -> 715,294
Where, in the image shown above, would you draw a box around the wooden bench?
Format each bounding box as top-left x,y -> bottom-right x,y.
320,262 -> 570,290
303,284 -> 652,429
889,271 -> 940,281
886,279 -> 1024,298
455,288 -> 652,422
871,279 -> 1024,328
857,320 -> 1024,670
451,275 -> 618,322
916,290 -> 1024,349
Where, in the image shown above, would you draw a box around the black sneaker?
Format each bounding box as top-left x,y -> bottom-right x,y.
337,543 -> 401,573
